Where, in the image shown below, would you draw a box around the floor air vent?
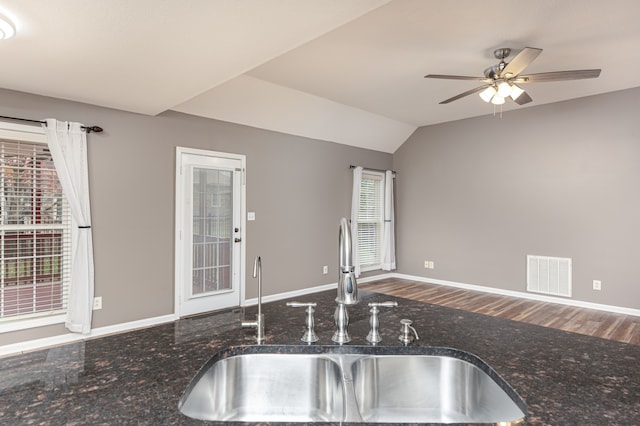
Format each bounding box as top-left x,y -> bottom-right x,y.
527,255 -> 572,297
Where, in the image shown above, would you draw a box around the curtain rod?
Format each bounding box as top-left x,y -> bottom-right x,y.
349,164 -> 397,175
0,115 -> 104,134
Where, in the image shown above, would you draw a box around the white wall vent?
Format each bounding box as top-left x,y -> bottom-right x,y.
527,255 -> 572,297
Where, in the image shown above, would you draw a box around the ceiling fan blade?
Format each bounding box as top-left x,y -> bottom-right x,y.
500,47 -> 543,78
425,74 -> 491,82
515,69 -> 601,83
439,85 -> 489,104
513,91 -> 532,105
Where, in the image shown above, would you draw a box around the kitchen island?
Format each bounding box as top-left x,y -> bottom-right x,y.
1,287 -> 638,425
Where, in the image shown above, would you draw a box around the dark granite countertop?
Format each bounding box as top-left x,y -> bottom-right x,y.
0,288 -> 638,425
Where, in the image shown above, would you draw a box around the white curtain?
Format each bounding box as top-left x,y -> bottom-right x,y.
350,166 -> 363,277
381,170 -> 396,271
44,119 -> 95,334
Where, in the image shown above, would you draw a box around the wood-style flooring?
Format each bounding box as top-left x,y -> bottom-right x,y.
361,277 -> 640,345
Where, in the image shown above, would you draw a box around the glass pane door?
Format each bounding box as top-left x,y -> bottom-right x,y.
192,168 -> 232,295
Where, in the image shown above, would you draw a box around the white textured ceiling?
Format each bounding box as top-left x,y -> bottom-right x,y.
1,0 -> 639,153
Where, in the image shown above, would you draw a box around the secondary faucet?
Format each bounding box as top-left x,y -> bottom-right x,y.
332,218 -> 359,344
241,256 -> 265,343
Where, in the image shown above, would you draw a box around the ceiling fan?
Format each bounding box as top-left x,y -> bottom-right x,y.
425,47 -> 601,105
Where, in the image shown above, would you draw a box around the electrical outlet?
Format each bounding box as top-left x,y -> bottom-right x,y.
93,296 -> 102,310
323,265 -> 328,274
424,260 -> 435,269
428,261 -> 435,269
593,280 -> 602,291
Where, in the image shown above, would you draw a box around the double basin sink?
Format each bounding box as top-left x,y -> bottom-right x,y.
179,345 -> 527,424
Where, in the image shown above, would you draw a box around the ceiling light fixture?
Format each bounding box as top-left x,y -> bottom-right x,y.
0,14 -> 16,40
478,81 -> 524,105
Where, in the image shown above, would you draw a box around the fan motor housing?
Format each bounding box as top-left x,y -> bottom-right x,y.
493,48 -> 511,60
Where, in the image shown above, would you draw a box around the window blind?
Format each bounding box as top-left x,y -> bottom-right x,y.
357,172 -> 383,268
0,138 -> 71,321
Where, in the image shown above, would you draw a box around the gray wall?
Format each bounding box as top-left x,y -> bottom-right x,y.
394,87 -> 640,310
5,84 -> 638,348
0,89 -> 392,346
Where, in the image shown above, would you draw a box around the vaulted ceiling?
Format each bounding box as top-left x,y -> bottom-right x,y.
1,0 -> 639,152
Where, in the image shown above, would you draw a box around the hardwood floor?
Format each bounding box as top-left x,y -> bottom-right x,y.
361,277 -> 640,345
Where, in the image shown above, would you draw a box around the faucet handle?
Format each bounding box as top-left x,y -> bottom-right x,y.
399,318 -> 419,345
366,301 -> 398,344
286,302 -> 319,343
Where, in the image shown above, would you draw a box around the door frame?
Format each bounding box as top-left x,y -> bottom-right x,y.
174,146 -> 246,318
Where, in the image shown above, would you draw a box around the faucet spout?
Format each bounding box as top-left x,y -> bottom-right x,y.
253,256 -> 262,321
333,218 -> 358,344
242,256 -> 265,343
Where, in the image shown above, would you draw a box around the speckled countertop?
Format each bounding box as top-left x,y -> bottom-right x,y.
0,288 -> 638,425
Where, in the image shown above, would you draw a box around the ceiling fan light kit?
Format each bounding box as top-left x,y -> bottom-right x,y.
480,81 -> 524,105
425,47 -> 601,107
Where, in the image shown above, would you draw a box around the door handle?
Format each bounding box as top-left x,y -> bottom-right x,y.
234,238 -> 242,243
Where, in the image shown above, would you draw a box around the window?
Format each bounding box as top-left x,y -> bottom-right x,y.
356,171 -> 384,271
0,127 -> 71,329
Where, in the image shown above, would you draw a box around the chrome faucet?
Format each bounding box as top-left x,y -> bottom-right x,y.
241,256 -> 265,343
332,218 -> 359,344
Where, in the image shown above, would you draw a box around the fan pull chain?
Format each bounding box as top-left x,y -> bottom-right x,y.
493,104 -> 503,118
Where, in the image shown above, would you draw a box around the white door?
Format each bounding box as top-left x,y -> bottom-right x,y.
175,148 -> 245,317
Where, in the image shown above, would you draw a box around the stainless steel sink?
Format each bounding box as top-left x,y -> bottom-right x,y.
178,353 -> 344,422
178,346 -> 527,424
352,355 -> 526,424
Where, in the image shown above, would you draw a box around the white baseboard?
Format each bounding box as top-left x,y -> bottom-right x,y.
0,314 -> 176,358
8,270 -> 631,358
390,273 -> 640,318
360,273 -> 396,283
243,282 -> 336,306
242,273 -> 394,306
